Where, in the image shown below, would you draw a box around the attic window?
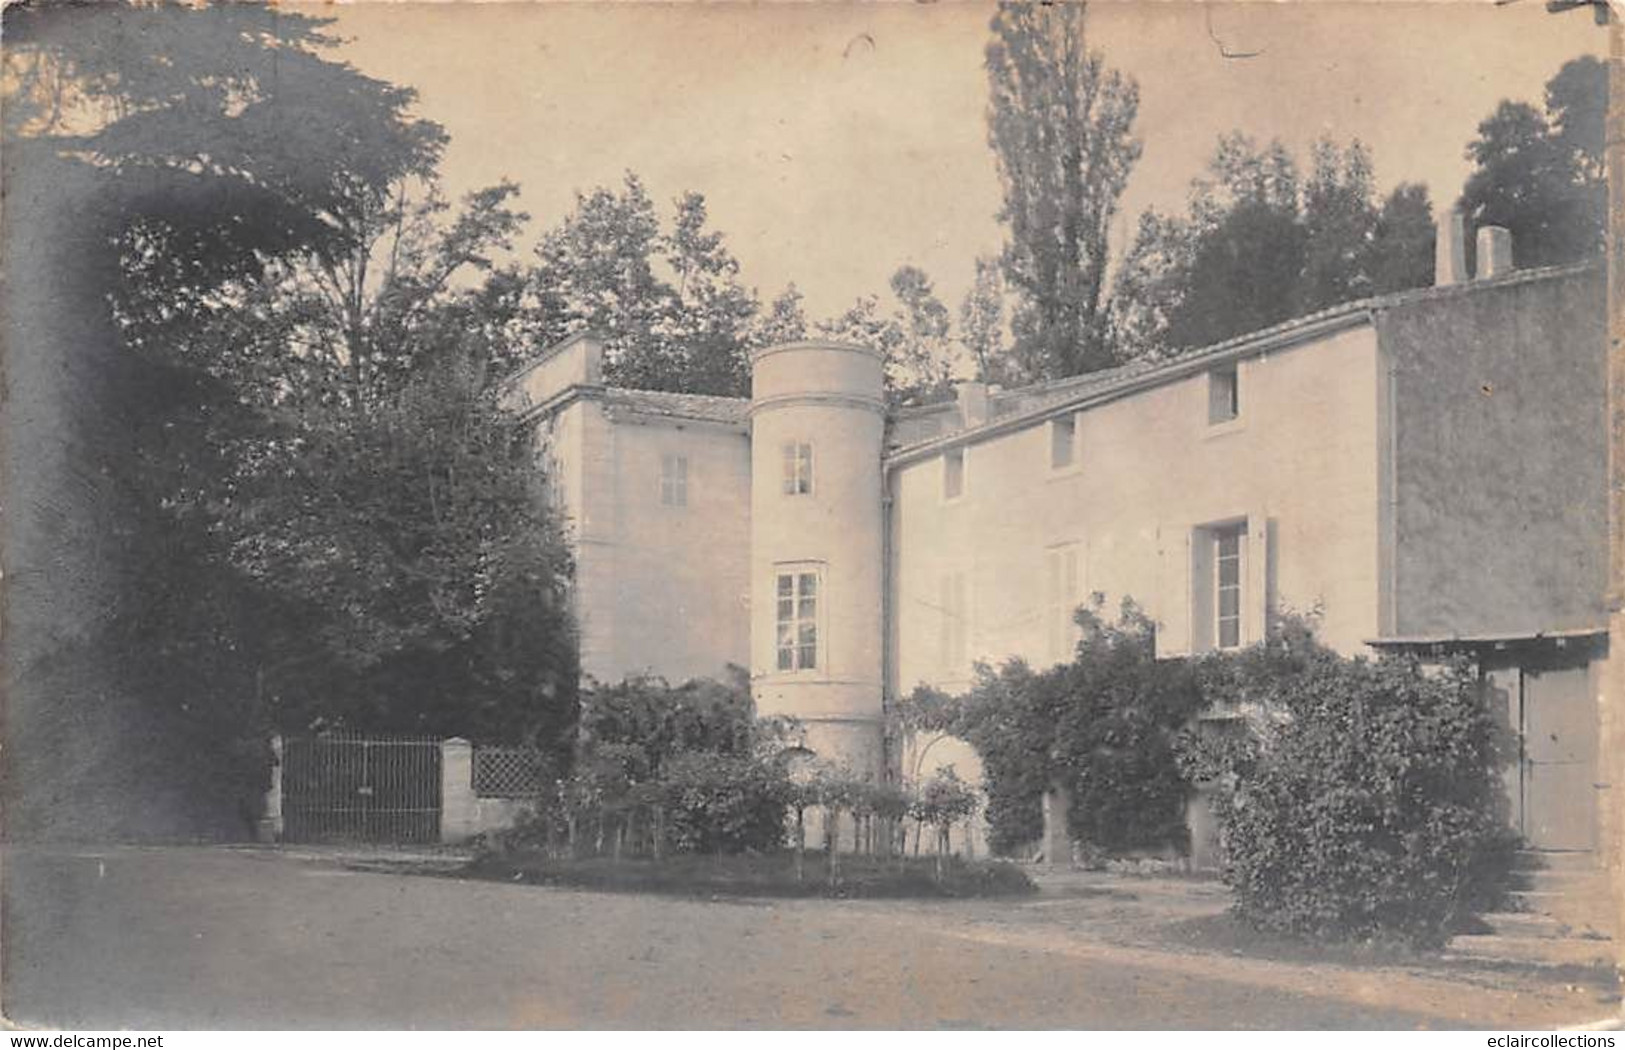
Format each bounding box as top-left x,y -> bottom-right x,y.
943,448 -> 965,501
1050,415 -> 1077,470
1209,365 -> 1239,425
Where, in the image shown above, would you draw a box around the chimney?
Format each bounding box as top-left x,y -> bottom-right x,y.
1435,208 -> 1467,286
955,380 -> 990,428
1476,225 -> 1513,280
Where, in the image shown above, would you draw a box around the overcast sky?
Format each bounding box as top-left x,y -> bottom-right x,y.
315,1 -> 1605,319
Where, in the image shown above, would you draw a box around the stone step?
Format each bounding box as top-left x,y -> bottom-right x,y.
1482,910 -> 1581,939
1514,849 -> 1601,874
1508,873 -> 1616,937
1517,868 -> 1610,889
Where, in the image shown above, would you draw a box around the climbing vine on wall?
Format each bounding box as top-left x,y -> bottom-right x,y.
895,598 -> 1204,856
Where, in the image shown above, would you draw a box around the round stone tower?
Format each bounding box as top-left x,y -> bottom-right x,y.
749,340 -> 887,780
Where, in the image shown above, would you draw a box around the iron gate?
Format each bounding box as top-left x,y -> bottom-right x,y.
282,734 -> 442,844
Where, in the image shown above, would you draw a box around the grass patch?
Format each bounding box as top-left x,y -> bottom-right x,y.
461,850 -> 1037,900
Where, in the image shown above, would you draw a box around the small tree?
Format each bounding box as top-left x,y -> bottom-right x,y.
911,769 -> 981,880
806,768 -> 865,885
867,782 -> 914,863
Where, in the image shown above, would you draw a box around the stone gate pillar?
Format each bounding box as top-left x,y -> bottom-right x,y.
1042,782 -> 1072,869
259,734 -> 283,844
441,737 -> 477,844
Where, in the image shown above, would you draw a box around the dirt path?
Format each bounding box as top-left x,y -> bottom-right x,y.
1,845 -> 1611,1029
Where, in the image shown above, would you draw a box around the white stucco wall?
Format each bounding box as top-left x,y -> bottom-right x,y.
517,335 -> 752,689
750,342 -> 888,779
887,322 -> 1386,707
555,406 -> 752,686
590,413 -> 752,684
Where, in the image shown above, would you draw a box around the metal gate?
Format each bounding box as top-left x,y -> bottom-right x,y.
282,734 -> 442,844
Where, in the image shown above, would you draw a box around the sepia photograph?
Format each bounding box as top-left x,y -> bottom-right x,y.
3,0 -> 1624,1033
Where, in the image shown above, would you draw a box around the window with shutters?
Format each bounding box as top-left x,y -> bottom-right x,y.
1191,519 -> 1250,653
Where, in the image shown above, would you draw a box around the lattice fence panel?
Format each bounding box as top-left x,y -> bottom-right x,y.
473,746 -> 549,798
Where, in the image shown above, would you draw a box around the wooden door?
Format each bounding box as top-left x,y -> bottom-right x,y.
1520,664 -> 1598,852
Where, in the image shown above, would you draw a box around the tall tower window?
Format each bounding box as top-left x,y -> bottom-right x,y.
782,442 -> 814,495
659,453 -> 688,506
775,569 -> 820,671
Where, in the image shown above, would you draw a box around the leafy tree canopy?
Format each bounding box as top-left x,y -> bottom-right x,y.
529,173 -> 760,397
1459,55 -> 1606,270
817,266 -> 961,405
1112,134 -> 1435,359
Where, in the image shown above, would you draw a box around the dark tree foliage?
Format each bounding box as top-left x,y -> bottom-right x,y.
529,174 -> 759,398
1113,135 -> 1435,358
5,2 -> 577,836
817,267 -> 959,406
958,254 -> 1018,387
219,360 -> 578,746
754,284 -> 811,348
1459,56 -> 1606,270
985,1 -> 1141,379
3,1 -> 449,838
1368,184 -> 1438,299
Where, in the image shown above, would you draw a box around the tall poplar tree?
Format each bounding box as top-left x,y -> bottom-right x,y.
984,1 -> 1141,379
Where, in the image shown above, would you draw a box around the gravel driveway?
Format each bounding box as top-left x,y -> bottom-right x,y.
2,845 -> 1610,1029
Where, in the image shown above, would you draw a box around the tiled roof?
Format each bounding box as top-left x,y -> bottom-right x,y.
602,387 -> 750,426
885,261 -> 1598,462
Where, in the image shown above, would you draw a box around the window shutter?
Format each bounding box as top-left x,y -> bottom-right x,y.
1246,513 -> 1272,646
1155,526 -> 1193,658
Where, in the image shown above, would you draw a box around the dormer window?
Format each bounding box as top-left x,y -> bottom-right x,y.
1209,365 -> 1239,425
782,442 -> 813,496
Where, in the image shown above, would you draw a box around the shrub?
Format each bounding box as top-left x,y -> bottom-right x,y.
1210,646 -> 1517,947
579,668 -> 761,775
658,750 -> 792,855
495,672 -> 802,859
